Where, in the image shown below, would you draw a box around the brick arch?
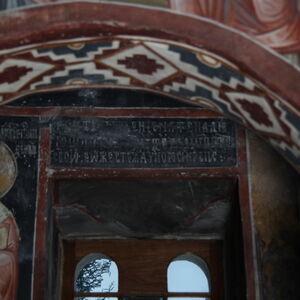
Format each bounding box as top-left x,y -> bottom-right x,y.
0,2 -> 299,171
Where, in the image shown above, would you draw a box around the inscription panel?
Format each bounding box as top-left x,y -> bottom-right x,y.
51,118 -> 236,168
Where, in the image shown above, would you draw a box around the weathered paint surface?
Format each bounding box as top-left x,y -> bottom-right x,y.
248,132 -> 300,299
0,2 -> 298,300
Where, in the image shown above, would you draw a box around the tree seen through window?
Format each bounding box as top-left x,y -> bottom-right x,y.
75,255 -> 118,300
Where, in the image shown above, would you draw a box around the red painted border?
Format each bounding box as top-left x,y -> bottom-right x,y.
32,128 -> 51,300
0,106 -> 220,118
0,2 -> 299,111
236,129 -> 256,300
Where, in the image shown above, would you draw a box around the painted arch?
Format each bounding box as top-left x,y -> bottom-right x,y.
0,2 -> 299,171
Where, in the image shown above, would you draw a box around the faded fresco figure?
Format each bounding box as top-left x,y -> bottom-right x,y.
0,143 -> 19,300
0,203 -> 19,300
170,0 -> 300,52
0,0 -> 299,51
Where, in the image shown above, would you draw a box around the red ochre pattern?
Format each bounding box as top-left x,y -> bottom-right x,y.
237,99 -> 273,128
0,36 -> 299,169
0,66 -> 32,85
118,54 -> 164,75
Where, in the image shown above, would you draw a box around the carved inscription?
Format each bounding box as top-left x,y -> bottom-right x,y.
51,118 -> 236,168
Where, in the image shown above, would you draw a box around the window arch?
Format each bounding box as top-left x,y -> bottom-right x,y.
74,253 -> 118,299
62,240 -> 223,299
167,253 -> 211,299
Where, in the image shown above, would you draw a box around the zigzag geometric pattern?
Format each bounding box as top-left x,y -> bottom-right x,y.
0,36 -> 299,168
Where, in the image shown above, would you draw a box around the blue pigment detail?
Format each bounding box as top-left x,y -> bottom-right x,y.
169,46 -> 244,83
279,103 -> 300,140
35,69 -> 118,88
37,41 -> 113,59
272,143 -> 300,166
168,85 -> 244,123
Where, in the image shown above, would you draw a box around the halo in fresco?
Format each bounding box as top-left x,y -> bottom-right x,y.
0,142 -> 17,199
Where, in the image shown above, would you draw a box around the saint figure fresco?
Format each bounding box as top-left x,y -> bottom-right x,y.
0,143 -> 19,300
170,0 -> 300,52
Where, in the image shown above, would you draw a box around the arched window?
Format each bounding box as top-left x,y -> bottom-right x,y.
62,240 -> 223,299
74,253 -> 118,299
167,253 -> 211,300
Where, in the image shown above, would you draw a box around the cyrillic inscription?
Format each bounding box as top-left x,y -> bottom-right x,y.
51,118 -> 236,168
0,121 -> 38,157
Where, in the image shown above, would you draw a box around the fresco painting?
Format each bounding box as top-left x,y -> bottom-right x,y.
170,0 -> 300,52
0,1 -> 298,300
0,143 -> 19,300
0,117 -> 39,300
